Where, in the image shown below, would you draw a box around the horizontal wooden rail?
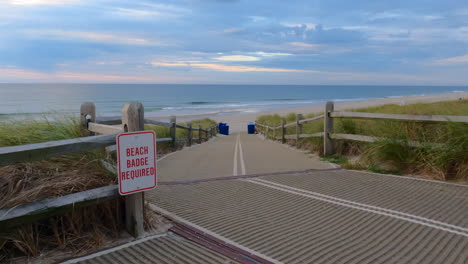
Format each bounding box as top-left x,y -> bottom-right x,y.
331,133 -> 444,148
88,122 -> 124,134
95,116 -> 122,125
331,111 -> 468,123
284,122 -> 296,128
300,132 -> 324,138
0,134 -> 118,166
176,124 -> 190,130
299,115 -> 324,124
0,185 -> 119,231
144,119 -> 172,127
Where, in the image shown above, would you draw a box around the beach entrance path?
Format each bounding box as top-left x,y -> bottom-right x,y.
157,132 -> 334,182
68,132 -> 468,264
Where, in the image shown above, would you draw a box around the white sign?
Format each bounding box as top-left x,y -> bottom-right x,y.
117,131 -> 157,195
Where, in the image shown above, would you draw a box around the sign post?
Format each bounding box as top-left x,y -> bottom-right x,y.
117,131 -> 157,195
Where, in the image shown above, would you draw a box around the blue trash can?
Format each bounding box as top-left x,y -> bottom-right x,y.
248,123 -> 255,134
218,122 -> 229,135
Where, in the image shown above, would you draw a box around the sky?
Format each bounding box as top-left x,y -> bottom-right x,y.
0,0 -> 468,85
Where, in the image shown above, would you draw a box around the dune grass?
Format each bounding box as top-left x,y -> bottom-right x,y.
256,99 -> 468,181
0,115 -> 217,260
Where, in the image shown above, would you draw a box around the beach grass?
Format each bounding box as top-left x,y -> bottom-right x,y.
256,99 -> 468,181
0,115 -> 217,260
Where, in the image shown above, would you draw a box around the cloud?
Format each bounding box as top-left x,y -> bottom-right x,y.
287,42 -> 321,49
214,55 -> 260,61
24,29 -> 166,46
7,0 -> 80,6
432,54 -> 468,65
151,62 -> 318,73
0,68 -> 199,82
251,52 -> 293,57
110,4 -> 189,20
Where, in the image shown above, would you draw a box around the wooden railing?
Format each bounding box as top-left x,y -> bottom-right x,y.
0,102 -> 219,237
255,101 -> 468,155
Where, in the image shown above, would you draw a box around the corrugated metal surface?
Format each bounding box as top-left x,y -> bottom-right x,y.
75,234 -> 237,264
147,172 -> 468,264
259,170 -> 468,228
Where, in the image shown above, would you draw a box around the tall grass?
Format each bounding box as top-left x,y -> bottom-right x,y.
256,99 -> 468,181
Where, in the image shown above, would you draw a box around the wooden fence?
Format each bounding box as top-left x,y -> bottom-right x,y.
255,101 -> 468,155
0,102 -> 219,237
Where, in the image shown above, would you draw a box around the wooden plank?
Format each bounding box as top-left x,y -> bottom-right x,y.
106,137 -> 172,153
299,114 -> 324,124
144,119 -> 172,127
300,132 -> 324,138
157,137 -> 172,142
331,133 -> 376,143
187,122 -> 193,146
88,122 -> 124,135
80,102 -> 96,136
330,111 -> 468,123
95,116 -> 121,125
296,114 -> 303,141
284,122 -> 296,128
176,124 -> 190,130
331,133 -> 444,148
0,134 -> 117,166
324,102 -> 334,155
121,102 -> 145,238
170,116 -> 176,148
0,185 -> 119,231
281,119 -> 286,144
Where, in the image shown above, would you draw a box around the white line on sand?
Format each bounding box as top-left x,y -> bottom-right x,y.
233,134 -> 239,176
244,179 -> 468,237
238,134 -> 246,175
149,203 -> 283,264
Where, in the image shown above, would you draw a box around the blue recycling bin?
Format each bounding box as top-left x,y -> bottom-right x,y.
247,123 -> 255,134
218,122 -> 229,135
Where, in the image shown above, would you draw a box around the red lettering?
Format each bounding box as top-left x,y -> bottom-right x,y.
126,148 -> 131,157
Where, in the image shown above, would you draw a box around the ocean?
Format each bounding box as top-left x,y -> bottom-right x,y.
0,84 -> 466,120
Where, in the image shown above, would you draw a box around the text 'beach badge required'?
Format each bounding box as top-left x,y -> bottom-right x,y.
117,131 -> 157,195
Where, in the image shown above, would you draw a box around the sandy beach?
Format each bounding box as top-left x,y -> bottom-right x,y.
210,92 -> 468,132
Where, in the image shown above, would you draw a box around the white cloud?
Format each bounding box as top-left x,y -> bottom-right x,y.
251,51 -> 293,57
214,55 -> 260,62
432,54 -> 468,65
24,29 -> 166,46
8,0 -> 80,6
110,3 -> 188,20
151,61 -> 319,73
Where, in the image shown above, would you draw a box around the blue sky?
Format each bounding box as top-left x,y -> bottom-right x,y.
1,0 -> 468,84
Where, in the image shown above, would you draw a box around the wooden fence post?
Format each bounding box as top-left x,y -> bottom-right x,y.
281,119 -> 286,144
266,126 -> 269,139
198,124 -> 203,144
296,114 -> 303,141
80,102 -> 96,136
187,121 -> 192,146
121,102 -> 145,238
324,101 -> 334,155
170,116 -> 176,149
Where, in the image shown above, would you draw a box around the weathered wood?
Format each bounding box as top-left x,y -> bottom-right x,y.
296,114 -> 303,141
324,101 -> 334,155
0,134 -> 117,166
88,122 -> 124,135
300,132 -> 324,138
95,116 -> 122,125
157,137 -> 172,143
330,111 -> 468,123
281,119 -> 286,144
170,116 -> 176,148
143,119 -> 172,128
176,124 -> 190,130
198,124 -> 203,144
284,122 -> 297,128
80,102 -> 96,136
330,133 -> 444,148
121,102 -> 145,238
299,115 -> 324,124
187,122 -> 193,146
0,185 -> 119,231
